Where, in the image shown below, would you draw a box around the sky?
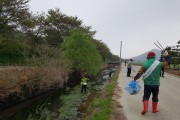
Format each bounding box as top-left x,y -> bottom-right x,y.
28,0 -> 180,58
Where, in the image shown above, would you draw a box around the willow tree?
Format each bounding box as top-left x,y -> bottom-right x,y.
62,28 -> 102,74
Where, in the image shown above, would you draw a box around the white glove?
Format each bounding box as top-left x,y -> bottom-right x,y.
162,50 -> 168,56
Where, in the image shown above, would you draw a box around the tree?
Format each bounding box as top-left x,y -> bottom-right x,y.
0,0 -> 30,34
62,28 -> 102,74
110,54 -> 120,61
165,40 -> 180,69
44,8 -> 82,46
21,12 -> 46,45
93,39 -> 112,61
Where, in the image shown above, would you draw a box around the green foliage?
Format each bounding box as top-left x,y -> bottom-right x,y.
26,83 -> 89,120
45,8 -> 82,46
86,96 -> 112,120
0,0 -> 30,33
21,12 -> 46,45
58,85 -> 88,120
106,83 -> 115,95
110,54 -> 120,61
62,28 -> 103,74
0,0 -> 112,71
166,41 -> 180,69
92,39 -> 120,62
93,39 -> 112,61
170,64 -> 180,69
0,30 -> 29,43
85,67 -> 120,120
0,40 -> 32,65
25,45 -> 71,69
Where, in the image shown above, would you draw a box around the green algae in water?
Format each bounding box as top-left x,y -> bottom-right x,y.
58,85 -> 89,120
2,74 -> 111,120
26,84 -> 89,120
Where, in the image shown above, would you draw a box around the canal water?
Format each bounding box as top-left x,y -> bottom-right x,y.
0,74 -> 110,120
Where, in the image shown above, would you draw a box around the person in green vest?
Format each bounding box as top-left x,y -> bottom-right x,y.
81,76 -> 89,94
134,51 -> 171,115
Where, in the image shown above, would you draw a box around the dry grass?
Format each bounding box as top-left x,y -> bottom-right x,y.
165,68 -> 180,76
0,66 -> 71,97
111,84 -> 127,120
0,45 -> 72,98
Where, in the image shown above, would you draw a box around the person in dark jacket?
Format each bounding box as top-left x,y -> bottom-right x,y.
108,69 -> 113,78
159,56 -> 165,77
134,51 -> 170,115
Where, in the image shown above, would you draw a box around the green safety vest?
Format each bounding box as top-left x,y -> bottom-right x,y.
143,58 -> 162,85
81,77 -> 89,85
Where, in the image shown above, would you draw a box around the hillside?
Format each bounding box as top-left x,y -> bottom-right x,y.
132,49 -> 161,63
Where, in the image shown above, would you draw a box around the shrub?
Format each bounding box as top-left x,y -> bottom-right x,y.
0,41 -> 32,65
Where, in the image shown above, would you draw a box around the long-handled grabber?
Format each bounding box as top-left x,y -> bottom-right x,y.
156,40 -> 164,50
131,68 -> 136,72
154,42 -> 163,50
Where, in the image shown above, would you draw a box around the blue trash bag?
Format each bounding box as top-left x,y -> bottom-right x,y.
125,80 -> 141,95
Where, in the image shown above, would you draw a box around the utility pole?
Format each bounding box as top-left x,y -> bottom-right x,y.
120,41 -> 122,65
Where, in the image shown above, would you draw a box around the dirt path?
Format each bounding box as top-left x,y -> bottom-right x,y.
118,65 -> 180,120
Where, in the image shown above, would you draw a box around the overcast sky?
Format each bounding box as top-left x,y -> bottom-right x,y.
29,0 -> 180,58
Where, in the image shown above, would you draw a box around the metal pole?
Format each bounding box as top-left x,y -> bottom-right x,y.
120,41 -> 122,65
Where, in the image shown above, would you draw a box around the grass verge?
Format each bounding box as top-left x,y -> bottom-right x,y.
84,67 -> 120,120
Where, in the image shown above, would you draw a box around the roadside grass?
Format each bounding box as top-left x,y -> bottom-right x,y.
169,64 -> 180,69
84,67 -> 120,120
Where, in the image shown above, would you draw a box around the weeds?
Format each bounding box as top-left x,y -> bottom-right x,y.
0,45 -> 72,100
84,67 -> 120,120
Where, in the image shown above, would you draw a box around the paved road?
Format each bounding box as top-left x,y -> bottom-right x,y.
118,65 -> 180,120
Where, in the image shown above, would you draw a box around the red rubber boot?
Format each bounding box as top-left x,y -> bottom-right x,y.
152,102 -> 159,113
141,100 -> 148,115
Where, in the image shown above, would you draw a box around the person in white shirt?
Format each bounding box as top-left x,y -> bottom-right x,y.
127,59 -> 133,77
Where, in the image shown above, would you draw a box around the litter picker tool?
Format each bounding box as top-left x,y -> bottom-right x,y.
154,41 -> 164,51
131,68 -> 136,72
156,40 -> 164,50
